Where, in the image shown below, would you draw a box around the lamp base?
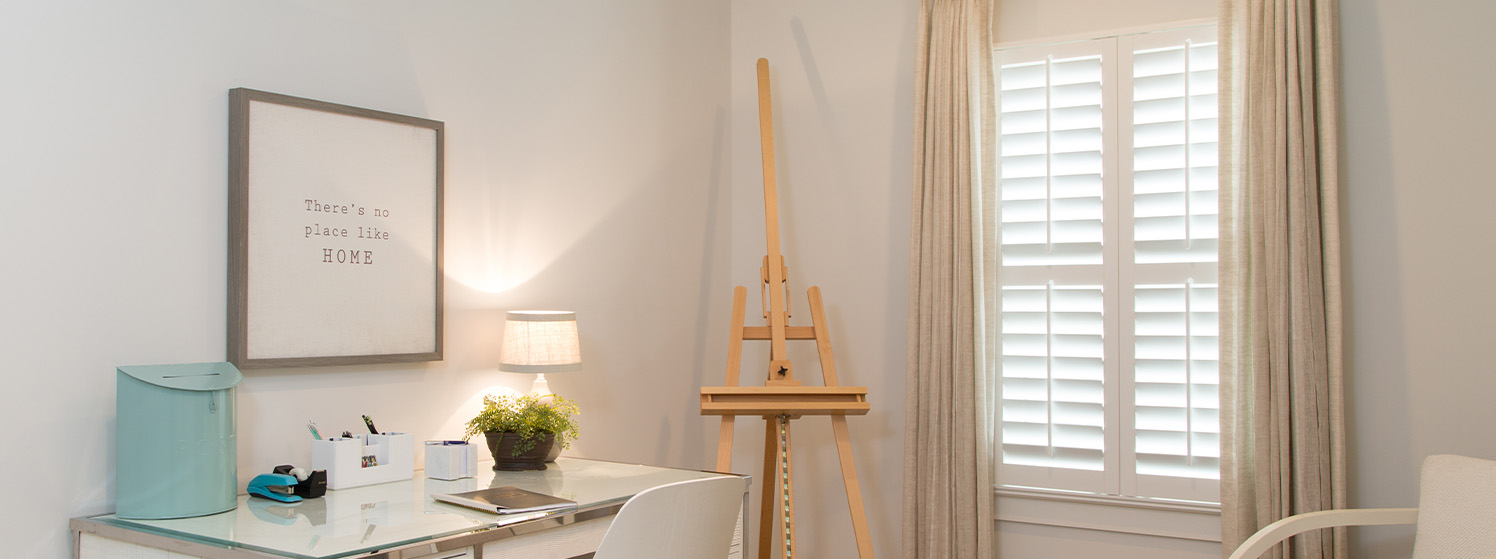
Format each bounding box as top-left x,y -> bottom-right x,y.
530,373 -> 551,398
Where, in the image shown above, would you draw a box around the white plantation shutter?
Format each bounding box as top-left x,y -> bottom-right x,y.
997,39 -> 1118,494
1122,28 -> 1220,503
996,24 -> 1219,503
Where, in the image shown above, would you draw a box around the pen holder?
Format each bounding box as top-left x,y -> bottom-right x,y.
424,442 -> 479,480
311,433 -> 414,490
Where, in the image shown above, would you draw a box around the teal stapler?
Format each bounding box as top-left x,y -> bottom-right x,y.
248,473 -> 303,503
247,498 -> 301,525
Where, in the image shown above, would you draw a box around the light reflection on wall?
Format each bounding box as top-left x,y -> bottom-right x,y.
443,176 -> 613,295
440,132 -> 665,295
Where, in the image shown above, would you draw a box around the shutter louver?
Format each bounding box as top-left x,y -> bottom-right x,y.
1131,41 -> 1219,265
1001,284 -> 1108,472
1000,55 -> 1106,267
1132,283 -> 1219,480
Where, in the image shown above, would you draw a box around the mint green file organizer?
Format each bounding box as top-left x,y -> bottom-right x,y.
116,362 -> 243,520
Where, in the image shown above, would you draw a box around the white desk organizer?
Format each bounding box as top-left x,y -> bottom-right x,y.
311,433 -> 414,490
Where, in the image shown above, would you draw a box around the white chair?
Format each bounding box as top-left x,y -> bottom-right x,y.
1229,454 -> 1496,559
592,476 -> 747,559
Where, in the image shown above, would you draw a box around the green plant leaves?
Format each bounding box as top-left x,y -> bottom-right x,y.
463,393 -> 581,456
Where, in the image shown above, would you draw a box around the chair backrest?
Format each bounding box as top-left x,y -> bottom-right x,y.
1413,454 -> 1496,559
593,476 -> 747,559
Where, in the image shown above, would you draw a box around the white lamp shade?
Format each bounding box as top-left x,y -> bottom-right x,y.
499,311 -> 581,373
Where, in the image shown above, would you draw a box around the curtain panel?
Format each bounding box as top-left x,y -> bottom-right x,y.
1218,0 -> 1346,557
904,0 -> 996,557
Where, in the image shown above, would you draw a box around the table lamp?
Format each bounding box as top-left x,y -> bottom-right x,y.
499,310 -> 581,397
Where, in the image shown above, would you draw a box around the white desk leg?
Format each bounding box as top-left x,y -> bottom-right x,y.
731,488 -> 747,559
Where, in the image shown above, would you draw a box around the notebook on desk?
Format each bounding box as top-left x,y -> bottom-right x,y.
432,486 -> 577,515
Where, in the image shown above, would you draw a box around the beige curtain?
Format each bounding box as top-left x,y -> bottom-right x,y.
904,0 -> 995,557
1218,0 -> 1346,558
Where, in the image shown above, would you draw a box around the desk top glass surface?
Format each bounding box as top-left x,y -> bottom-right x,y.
86,457 -> 731,559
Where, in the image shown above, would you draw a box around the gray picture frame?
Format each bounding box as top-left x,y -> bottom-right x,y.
228,88 -> 444,369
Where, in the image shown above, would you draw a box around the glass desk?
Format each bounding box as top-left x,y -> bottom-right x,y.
72,457 -> 747,559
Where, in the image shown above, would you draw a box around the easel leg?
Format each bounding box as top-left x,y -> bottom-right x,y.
717,288 -> 749,473
832,416 -> 874,558
759,416 -> 779,559
808,287 -> 875,558
717,417 -> 737,473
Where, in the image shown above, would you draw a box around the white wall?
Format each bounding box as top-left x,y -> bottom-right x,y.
1341,0 -> 1496,556
728,1 -> 916,557
995,0 -> 1216,45
0,2 -> 730,557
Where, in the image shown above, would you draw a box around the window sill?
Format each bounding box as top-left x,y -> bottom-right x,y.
995,486 -> 1222,543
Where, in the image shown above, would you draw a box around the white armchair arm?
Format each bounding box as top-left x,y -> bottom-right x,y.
1227,508 -> 1418,559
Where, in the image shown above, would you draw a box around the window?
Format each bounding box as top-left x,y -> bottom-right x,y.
994,24 -> 1220,504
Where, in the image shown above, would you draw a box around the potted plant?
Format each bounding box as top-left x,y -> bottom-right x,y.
463,393 -> 580,471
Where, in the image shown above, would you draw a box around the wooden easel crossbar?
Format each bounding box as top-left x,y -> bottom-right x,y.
699,58 -> 874,559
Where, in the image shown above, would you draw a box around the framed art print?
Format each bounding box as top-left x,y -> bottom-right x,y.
228,88 -> 443,368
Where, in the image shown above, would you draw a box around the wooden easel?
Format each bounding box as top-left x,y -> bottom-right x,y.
699,58 -> 874,559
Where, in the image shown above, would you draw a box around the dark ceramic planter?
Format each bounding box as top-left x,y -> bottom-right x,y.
483,432 -> 555,471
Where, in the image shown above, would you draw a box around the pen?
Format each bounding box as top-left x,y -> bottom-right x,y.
362,414 -> 379,435
306,421 -> 322,441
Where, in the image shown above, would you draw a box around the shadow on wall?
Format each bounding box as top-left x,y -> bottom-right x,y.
1340,2 -> 1414,557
